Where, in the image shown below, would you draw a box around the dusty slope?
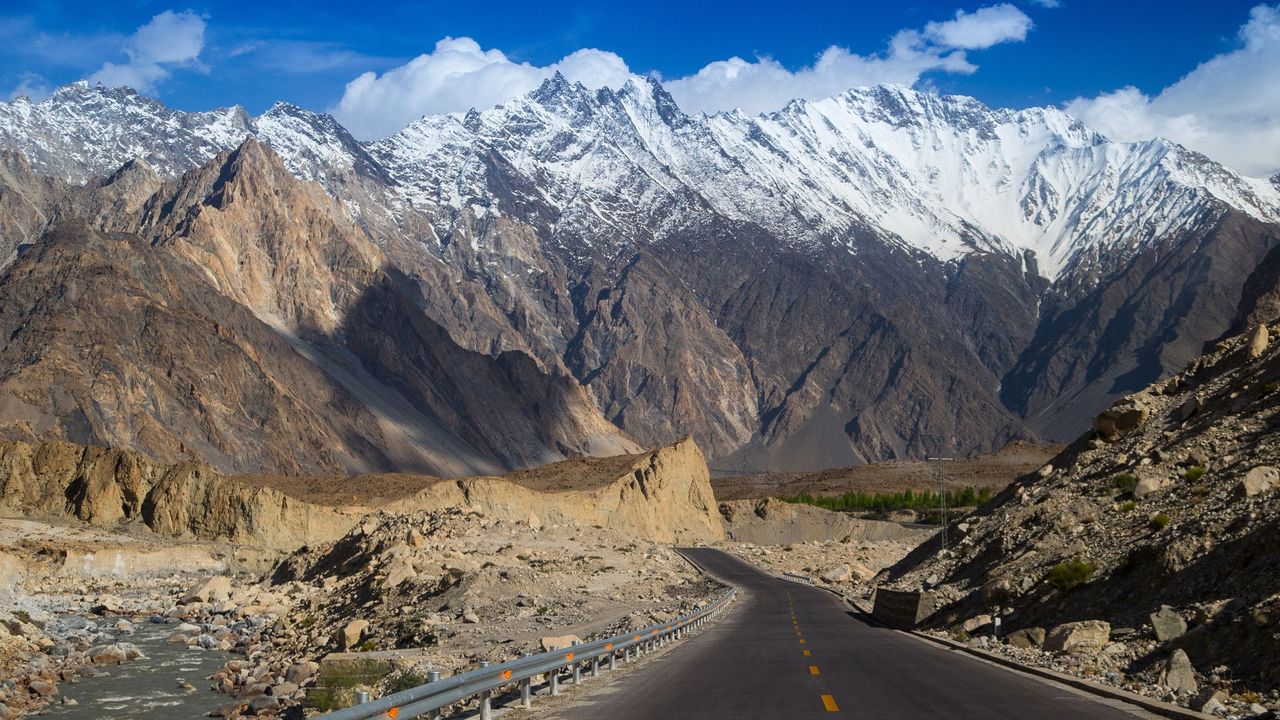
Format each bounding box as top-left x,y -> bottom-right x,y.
883,322 -> 1280,703
0,437 -> 723,549
712,441 -> 1058,501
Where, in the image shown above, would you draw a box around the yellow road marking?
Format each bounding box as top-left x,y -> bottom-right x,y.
798,639 -> 806,644
803,649 -> 811,656
809,665 -> 820,675
822,694 -> 839,712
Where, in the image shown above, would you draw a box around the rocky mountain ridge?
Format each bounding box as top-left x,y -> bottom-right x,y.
2,80 -> 1279,471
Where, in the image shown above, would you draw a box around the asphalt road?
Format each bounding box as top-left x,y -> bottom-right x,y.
551,548 -> 1153,719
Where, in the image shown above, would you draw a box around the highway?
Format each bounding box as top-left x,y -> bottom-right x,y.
549,548 -> 1154,719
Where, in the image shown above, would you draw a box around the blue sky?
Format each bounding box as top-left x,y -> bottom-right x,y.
4,1 -> 1280,174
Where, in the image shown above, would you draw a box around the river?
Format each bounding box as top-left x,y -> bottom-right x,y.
35,616 -> 232,719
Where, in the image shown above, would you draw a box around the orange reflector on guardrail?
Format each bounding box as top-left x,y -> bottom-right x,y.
605,643 -> 613,650
382,709 -> 399,719
501,670 -> 512,680
566,652 -> 575,661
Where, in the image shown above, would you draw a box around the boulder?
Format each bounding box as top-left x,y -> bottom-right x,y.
1006,627 -> 1045,649
1092,400 -> 1150,439
284,661 -> 319,685
540,634 -> 581,652
27,680 -> 57,698
1239,466 -> 1278,497
1247,324 -> 1269,361
1150,606 -> 1187,642
1161,649 -> 1198,695
1132,471 -> 1169,499
382,561 -> 417,589
981,578 -> 1013,604
820,564 -> 852,583
961,615 -> 992,634
1175,396 -> 1202,423
338,620 -> 369,650
183,576 -> 233,605
248,694 -> 280,713
87,645 -> 127,665
1044,620 -> 1110,655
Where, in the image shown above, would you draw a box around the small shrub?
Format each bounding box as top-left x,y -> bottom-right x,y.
1116,500 -> 1136,513
536,605 -> 549,615
297,614 -> 317,629
309,660 -> 385,712
1149,512 -> 1171,531
358,639 -> 378,652
384,669 -> 428,694
1184,466 -> 1206,482
1046,560 -> 1096,592
1111,472 -> 1138,495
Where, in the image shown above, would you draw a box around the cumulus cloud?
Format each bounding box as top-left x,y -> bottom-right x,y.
332,38 -> 633,139
1066,4 -> 1280,177
88,10 -> 206,93
331,5 -> 1034,138
7,72 -> 52,101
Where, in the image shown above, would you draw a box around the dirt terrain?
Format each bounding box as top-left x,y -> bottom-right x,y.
712,441 -> 1060,500
236,450 -> 655,505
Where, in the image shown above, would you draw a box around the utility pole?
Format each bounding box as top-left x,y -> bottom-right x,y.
928,457 -> 955,556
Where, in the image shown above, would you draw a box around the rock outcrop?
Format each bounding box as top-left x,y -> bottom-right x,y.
0,437 -> 723,549
0,141 -> 636,478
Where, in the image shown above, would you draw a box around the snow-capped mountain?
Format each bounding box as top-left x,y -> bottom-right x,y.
5,76 -> 1276,280
368,76 -> 1280,280
1,78 -> 1278,470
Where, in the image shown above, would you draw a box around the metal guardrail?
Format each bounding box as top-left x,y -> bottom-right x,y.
781,571 -> 816,585
314,587 -> 737,720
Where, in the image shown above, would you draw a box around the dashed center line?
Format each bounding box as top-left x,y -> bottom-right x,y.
821,694 -> 840,712
802,649 -> 811,657
809,665 -> 821,675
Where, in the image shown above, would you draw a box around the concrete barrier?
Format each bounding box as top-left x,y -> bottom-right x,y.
872,588 -> 934,629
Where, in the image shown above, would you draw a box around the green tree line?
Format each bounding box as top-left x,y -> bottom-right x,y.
779,486 -> 993,513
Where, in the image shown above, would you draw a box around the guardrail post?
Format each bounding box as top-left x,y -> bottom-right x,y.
479,662 -> 492,720
572,662 -> 582,684
550,669 -> 561,696
353,690 -> 370,706
590,657 -> 599,677
520,678 -> 532,708
607,652 -> 616,671
424,670 -> 442,720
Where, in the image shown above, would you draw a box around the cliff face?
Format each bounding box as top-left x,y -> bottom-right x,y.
0,140 -> 636,476
0,438 -> 723,549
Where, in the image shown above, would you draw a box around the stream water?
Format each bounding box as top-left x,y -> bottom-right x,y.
35,617 -> 232,719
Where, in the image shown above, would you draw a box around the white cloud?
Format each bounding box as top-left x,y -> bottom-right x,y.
662,37 -> 976,116
331,5 -> 1033,138
87,10 -> 206,93
7,72 -> 52,101
923,5 -> 1034,49
332,38 -> 632,139
1066,4 -> 1280,177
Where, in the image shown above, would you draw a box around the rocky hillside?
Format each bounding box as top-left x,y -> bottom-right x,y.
882,322 -> 1280,703
0,437 -> 723,550
0,140 -> 635,476
3,81 -> 1279,471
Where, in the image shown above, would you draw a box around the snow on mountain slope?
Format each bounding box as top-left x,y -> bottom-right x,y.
2,78 -> 1278,282
0,82 -> 252,183
365,76 -> 1280,279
